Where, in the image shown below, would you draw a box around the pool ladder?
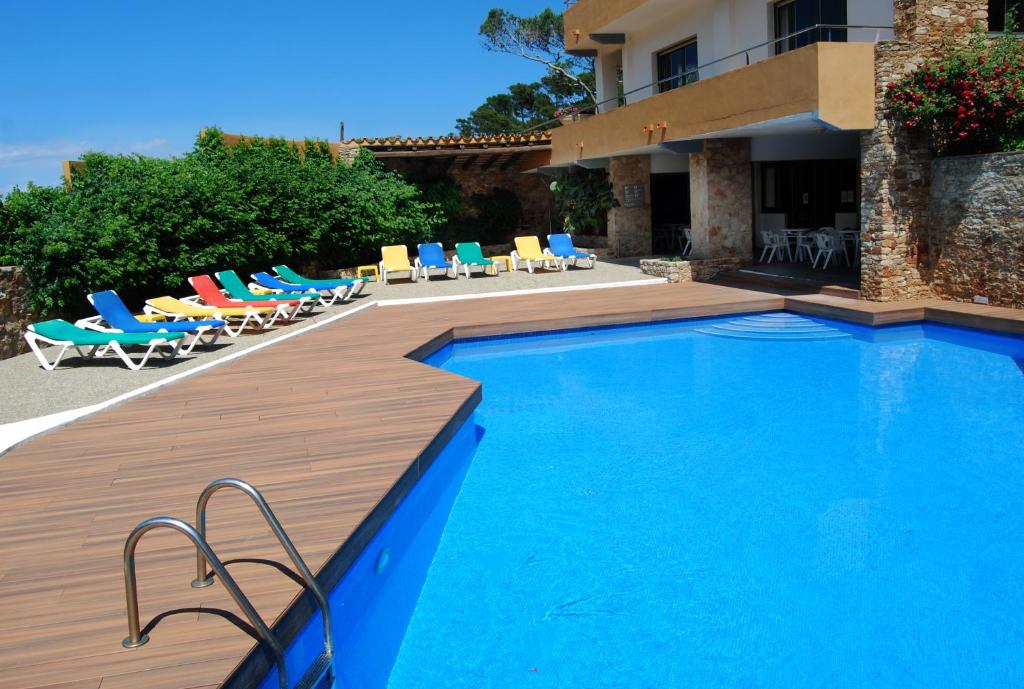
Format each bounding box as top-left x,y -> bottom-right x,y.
121,478 -> 333,689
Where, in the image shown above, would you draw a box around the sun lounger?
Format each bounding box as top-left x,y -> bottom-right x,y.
546,233 -> 597,269
511,236 -> 565,273
379,245 -> 418,284
250,272 -> 356,307
189,275 -> 304,324
215,269 -> 317,313
77,289 -> 226,355
24,319 -> 185,371
415,243 -> 456,280
144,296 -> 275,337
454,242 -> 498,277
273,265 -> 368,295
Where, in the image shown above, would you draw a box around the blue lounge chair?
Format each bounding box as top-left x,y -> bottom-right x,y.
546,233 -> 597,269
414,243 -> 456,280
251,272 -> 356,307
80,290 -> 226,355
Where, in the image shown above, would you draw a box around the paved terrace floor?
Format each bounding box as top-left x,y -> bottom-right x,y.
1,282 -> 1023,689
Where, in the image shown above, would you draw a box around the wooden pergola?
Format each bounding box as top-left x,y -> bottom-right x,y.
343,133 -> 553,172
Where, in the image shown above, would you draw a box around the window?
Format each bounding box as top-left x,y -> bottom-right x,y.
989,0 -> 1024,31
774,0 -> 847,55
657,40 -> 698,93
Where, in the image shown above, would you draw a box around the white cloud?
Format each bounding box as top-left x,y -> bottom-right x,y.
0,140 -> 92,167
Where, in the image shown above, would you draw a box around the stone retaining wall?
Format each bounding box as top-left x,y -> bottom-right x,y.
0,267 -> 35,360
640,257 -> 747,283
927,151 -> 1024,308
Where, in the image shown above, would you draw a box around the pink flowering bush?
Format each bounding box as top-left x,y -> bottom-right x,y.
885,27 -> 1024,155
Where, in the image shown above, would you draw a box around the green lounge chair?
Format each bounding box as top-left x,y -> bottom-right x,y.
24,319 -> 185,371
273,264 -> 369,295
215,270 -> 319,313
454,242 -> 498,277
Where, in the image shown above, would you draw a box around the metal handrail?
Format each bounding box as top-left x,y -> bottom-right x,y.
527,22 -> 894,133
193,478 -> 334,659
122,516 -> 290,689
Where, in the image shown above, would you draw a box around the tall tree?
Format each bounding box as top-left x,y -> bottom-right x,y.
455,7 -> 596,135
480,8 -> 596,104
456,82 -> 556,136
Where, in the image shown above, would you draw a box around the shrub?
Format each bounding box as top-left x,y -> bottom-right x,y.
549,167 -> 616,233
885,24 -> 1024,156
0,129 -> 444,315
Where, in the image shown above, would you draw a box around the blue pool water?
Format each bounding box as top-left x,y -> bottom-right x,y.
256,312 -> 1024,689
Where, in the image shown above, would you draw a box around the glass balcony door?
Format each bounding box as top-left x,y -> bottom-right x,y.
657,40 -> 699,94
774,0 -> 847,55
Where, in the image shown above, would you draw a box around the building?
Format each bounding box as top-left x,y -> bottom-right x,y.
549,0 -> 1001,299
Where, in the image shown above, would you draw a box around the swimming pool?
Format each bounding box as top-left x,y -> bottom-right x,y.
255,311 -> 1024,689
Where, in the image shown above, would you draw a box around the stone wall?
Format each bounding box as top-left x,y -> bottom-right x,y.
381,157 -> 557,239
859,0 -> 989,301
689,139 -> 752,260
0,266 -> 35,360
607,155 -> 653,257
640,257 -> 747,283
927,151 -> 1024,308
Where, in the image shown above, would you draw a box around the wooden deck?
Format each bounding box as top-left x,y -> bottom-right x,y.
1,282 -> 1022,689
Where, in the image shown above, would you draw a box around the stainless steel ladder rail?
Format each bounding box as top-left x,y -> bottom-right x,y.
192,478 -> 334,660
121,516 -> 290,689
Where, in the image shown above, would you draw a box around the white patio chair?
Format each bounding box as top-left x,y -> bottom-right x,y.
759,230 -> 786,264
681,227 -> 693,256
812,232 -> 839,270
795,232 -> 816,263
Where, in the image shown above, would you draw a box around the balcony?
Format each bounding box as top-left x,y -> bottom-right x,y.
564,0 -> 667,54
548,41 -> 876,166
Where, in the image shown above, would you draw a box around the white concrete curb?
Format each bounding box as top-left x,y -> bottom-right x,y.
377,278 -> 666,306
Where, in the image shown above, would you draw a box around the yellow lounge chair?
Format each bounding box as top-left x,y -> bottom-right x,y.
511,236 -> 565,273
379,245 -> 419,284
144,296 -> 276,337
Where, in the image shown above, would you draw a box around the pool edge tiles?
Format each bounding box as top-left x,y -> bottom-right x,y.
234,415 -> 481,689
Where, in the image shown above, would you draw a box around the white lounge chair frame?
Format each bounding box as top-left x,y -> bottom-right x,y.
509,251 -> 565,273
378,263 -> 419,285
145,299 -> 285,337
75,314 -> 222,356
24,326 -> 183,371
451,254 -> 498,278
414,258 -> 457,280
544,247 -> 596,270
248,278 -> 359,309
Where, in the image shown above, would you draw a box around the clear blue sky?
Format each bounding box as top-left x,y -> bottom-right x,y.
0,0 -> 555,194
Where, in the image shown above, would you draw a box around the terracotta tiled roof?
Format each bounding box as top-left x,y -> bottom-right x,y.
343,132 -> 552,150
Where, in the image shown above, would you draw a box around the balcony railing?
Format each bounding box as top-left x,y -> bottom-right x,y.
529,23 -> 892,133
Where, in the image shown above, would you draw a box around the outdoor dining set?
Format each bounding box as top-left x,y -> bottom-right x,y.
759,227 -> 860,270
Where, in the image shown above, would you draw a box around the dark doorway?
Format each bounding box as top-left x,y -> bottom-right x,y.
651,173 -> 691,253
759,159 -> 857,229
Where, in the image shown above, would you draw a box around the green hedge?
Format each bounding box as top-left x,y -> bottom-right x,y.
0,129 -> 444,315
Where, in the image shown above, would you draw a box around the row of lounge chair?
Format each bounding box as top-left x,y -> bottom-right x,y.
24,266 -> 368,371
379,234 -> 597,283
24,235 -> 598,371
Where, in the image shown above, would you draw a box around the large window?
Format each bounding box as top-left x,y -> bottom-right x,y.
657,39 -> 698,93
774,0 -> 847,54
989,0 -> 1024,31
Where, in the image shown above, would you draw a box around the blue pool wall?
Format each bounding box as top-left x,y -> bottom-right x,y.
252,417 -> 481,689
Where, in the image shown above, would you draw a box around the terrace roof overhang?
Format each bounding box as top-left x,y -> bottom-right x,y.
344,133 -> 553,173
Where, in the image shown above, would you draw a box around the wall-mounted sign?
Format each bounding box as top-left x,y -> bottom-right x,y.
622,184 -> 645,208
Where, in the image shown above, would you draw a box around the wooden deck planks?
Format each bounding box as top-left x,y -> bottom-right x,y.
0,282 -> 1021,689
